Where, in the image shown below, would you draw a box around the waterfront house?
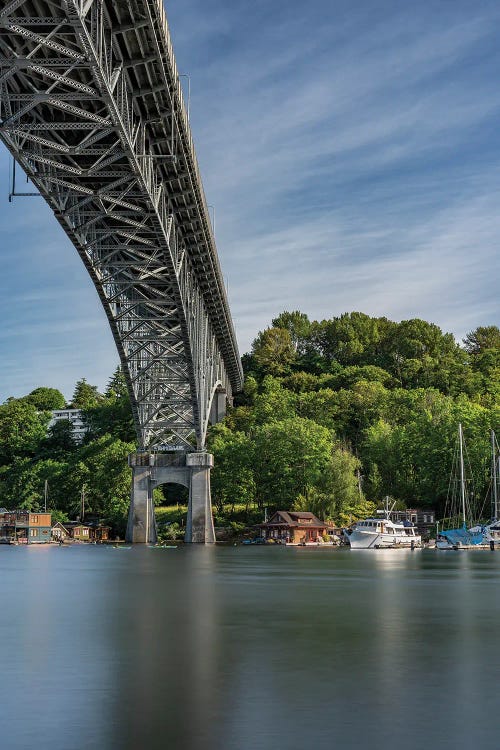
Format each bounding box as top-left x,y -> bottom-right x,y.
63,521 -> 91,541
51,521 -> 70,541
260,511 -> 328,544
87,520 -> 111,541
52,520 -> 110,542
0,510 -> 52,543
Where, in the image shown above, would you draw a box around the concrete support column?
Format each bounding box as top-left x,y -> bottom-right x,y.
126,460 -> 158,544
126,451 -> 215,544
209,388 -> 227,425
185,452 -> 215,544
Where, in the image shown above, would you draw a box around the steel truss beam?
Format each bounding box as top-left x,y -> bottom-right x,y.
0,0 -> 243,451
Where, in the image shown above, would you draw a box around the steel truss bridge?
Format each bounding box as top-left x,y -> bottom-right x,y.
0,0 -> 243,456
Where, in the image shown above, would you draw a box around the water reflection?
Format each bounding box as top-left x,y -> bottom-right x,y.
103,546 -> 219,749
2,546 -> 500,749
0,546 -> 115,748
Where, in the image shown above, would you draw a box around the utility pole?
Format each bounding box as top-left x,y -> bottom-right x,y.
357,469 -> 363,497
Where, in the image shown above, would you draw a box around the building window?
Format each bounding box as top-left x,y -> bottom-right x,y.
32,515 -> 38,523
82,528 -> 89,536
30,529 -> 37,537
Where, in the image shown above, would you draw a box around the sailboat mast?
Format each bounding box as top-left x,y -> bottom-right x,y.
44,480 -> 48,513
459,423 -> 467,529
493,430 -> 498,522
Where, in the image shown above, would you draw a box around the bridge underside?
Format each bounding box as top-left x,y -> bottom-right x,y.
0,0 -> 243,541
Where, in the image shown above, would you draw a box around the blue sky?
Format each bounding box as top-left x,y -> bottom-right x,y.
1,0 -> 500,401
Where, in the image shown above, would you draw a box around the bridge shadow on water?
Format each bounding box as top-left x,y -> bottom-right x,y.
108,546 -> 219,750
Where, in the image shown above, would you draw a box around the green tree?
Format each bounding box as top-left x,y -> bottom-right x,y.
84,369 -> 135,442
252,417 -> 334,510
463,326 -> 500,355
293,444 -> 366,523
0,399 -> 49,463
311,312 -> 384,366
0,457 -> 68,510
383,319 -> 464,392
71,378 -> 102,409
282,371 -> 322,393
66,435 -> 134,521
271,310 -> 311,353
324,445 -> 365,522
253,376 -> 297,424
44,419 -> 76,456
209,426 -> 255,514
251,328 -> 296,376
296,389 -> 340,430
105,366 -> 128,398
25,387 -> 66,411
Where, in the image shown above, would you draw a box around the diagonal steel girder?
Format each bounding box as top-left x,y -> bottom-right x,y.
0,0 -> 243,450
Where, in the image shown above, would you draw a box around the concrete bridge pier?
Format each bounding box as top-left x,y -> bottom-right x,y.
126,452 -> 215,544
185,453 -> 215,544
126,458 -> 158,544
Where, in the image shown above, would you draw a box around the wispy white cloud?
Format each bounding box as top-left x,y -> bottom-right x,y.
227,185 -> 500,349
1,0 -> 499,401
175,3 -> 500,352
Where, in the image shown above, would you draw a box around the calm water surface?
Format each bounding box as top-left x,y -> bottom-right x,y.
1,545 -> 500,750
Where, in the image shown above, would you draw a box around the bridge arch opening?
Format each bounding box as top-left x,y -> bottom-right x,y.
155,482 -> 188,543
128,451 -> 215,544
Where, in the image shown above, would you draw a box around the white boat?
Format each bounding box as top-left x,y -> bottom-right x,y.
344,499 -> 421,549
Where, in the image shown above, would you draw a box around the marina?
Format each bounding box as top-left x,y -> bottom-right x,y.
437,427 -> 500,550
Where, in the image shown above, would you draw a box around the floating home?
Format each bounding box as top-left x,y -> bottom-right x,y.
0,510 -> 52,544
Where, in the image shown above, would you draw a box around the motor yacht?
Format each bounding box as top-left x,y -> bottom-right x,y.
344,498 -> 421,549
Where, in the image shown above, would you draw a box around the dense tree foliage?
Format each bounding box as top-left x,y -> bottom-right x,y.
0,370 -> 134,536
25,387 -> 66,411
0,313 -> 498,532
210,313 -> 499,523
71,378 -> 103,409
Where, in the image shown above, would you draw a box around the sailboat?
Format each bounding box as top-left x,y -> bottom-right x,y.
436,424 -> 484,550
470,431 -> 500,547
